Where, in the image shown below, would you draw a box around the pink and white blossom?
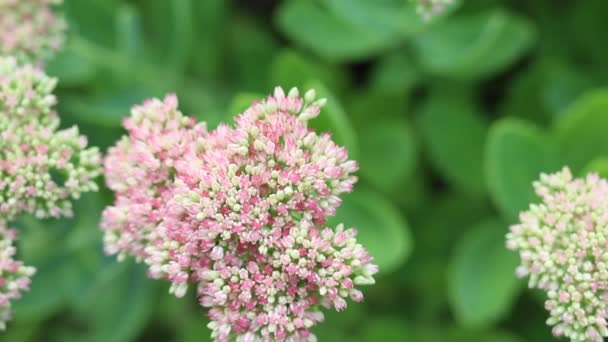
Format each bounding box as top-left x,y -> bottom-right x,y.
0,56 -> 101,220
507,167 -> 608,342
0,0 -> 66,63
101,87 -> 377,342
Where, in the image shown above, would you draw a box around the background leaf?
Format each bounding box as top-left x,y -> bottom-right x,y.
413,9 -> 536,80
418,91 -> 488,194
486,118 -> 558,220
329,187 -> 412,274
553,89 -> 608,173
448,219 -> 522,328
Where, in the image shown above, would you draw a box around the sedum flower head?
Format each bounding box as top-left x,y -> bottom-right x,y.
0,56 -> 101,220
101,94 -> 207,261
0,221 -> 35,330
414,0 -> 454,20
0,0 -> 66,64
507,167 -> 608,342
101,87 -> 377,342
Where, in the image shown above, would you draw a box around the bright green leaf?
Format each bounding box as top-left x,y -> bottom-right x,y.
448,219 -> 522,328
359,119 -> 417,195
583,157 -> 608,179
275,0 -> 399,62
418,93 -> 488,194
413,9 -> 536,80
72,262 -> 158,342
553,89 -> 608,173
269,49 -> 349,94
329,187 -> 412,274
362,317 -> 411,342
486,118 -> 558,220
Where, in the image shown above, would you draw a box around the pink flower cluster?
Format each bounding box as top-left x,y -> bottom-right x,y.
507,167 -> 608,342
102,87 -> 378,341
0,56 -> 101,220
0,221 -> 35,330
0,56 -> 100,329
0,0 -> 66,63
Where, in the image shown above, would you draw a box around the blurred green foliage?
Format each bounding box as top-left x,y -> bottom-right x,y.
5,0 -> 608,341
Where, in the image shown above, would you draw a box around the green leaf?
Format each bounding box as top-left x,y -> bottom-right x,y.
362,317 -> 412,342
325,0 -> 420,38
368,51 -> 419,95
275,0 -> 399,62
448,219 -> 522,328
486,118 -> 558,220
413,9 -> 536,80
305,81 -> 359,158
71,262 -> 158,342
13,256 -> 80,321
418,93 -> 488,194
583,157 -> 608,179
61,84 -> 164,128
177,317 -> 213,342
227,16 -> 279,93
64,0 -> 118,47
115,4 -> 146,61
136,0 -> 193,71
329,187 -> 412,274
269,49 -> 349,94
46,42 -> 97,86
540,62 -> 596,116
553,89 -> 608,173
190,0 -> 228,81
358,119 -> 417,195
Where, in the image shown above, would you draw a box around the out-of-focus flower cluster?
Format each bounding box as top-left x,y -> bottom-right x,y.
0,56 -> 101,329
507,167 -> 608,342
0,221 -> 35,330
414,0 -> 454,20
0,0 -> 66,64
0,56 -> 101,220
102,87 -> 378,341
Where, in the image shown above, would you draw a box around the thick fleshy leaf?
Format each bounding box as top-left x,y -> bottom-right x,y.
418,93 -> 488,194
486,118 -> 558,220
328,187 -> 412,274
359,119 -> 417,195
448,219 -> 522,328
269,49 -> 349,94
71,262 -> 159,342
413,9 -> 536,80
553,89 -> 608,173
275,0 -> 400,62
362,317 -> 412,341
583,158 -> 608,179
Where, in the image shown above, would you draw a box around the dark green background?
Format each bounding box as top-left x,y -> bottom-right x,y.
5,0 -> 608,341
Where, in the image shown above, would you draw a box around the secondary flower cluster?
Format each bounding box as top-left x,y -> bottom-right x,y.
0,56 -> 101,329
0,222 -> 35,330
507,167 -> 608,342
0,56 -> 101,220
0,0 -> 66,64
414,0 -> 454,20
102,87 -> 378,341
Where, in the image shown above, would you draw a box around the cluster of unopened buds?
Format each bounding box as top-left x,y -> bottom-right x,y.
414,0 -> 454,20
0,56 -> 101,329
102,87 -> 378,341
507,167 -> 608,342
0,0 -> 66,64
